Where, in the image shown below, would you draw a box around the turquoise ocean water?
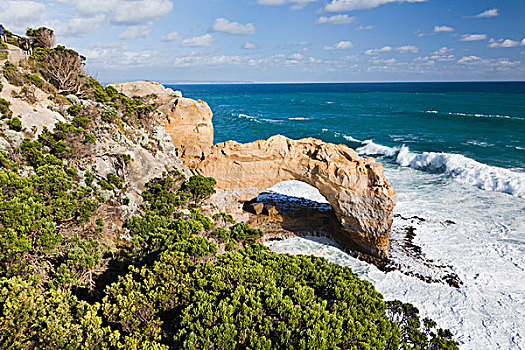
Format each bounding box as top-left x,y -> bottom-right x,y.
166,82 -> 525,349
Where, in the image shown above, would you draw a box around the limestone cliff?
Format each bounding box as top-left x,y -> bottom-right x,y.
110,81 -> 214,159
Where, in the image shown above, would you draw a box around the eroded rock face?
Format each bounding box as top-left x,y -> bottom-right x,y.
110,81 -> 213,159
187,135 -> 396,258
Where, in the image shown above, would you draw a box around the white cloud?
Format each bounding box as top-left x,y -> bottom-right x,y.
324,40 -> 354,50
396,45 -> 419,53
118,22 -> 153,39
0,1 -> 47,32
365,46 -> 392,55
472,8 -> 498,18
181,34 -> 214,47
434,25 -> 454,33
72,0 -> 173,24
56,15 -> 107,37
356,24 -> 374,31
488,38 -> 525,48
161,31 -> 181,42
432,47 -> 454,55
457,56 -> 481,64
324,0 -> 427,12
211,18 -> 256,35
316,14 -> 355,24
460,34 -> 487,41
243,42 -> 257,49
256,0 -> 318,10
365,45 -> 418,54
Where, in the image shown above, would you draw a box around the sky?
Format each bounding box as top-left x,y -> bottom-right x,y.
0,0 -> 524,83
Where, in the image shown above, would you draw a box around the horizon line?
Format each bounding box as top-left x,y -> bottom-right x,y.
160,80 -> 525,85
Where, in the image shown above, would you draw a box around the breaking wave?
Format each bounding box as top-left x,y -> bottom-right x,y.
357,140 -> 525,198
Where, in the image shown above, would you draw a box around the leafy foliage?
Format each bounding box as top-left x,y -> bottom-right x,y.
0,98 -> 12,118
7,117 -> 23,131
30,46 -> 85,94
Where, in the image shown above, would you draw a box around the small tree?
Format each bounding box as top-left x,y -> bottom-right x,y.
26,27 -> 56,48
31,46 -> 86,94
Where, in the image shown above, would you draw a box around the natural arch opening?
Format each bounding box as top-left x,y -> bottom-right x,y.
243,180 -> 339,242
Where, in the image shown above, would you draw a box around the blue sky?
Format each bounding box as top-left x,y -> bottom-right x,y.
1,0 -> 524,82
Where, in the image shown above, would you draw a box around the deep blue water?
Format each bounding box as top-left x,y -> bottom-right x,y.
165,82 -> 525,171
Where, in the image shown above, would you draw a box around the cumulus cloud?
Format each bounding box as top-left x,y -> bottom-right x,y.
243,42 -> 257,49
432,47 -> 454,55
55,15 -> 107,37
70,0 -> 173,24
118,22 -> 153,39
457,56 -> 482,64
324,0 -> 427,12
472,8 -> 498,18
316,14 -> 355,24
256,0 -> 318,10
323,41 -> 354,50
365,45 -> 418,54
161,31 -> 181,42
396,45 -> 419,53
365,46 -> 392,55
0,1 -> 48,32
460,34 -> 487,41
356,24 -> 374,31
488,38 -> 525,48
434,25 -> 454,33
181,34 -> 214,47
211,18 -> 256,35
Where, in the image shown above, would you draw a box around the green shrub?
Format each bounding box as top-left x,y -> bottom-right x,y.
2,61 -> 23,86
23,73 -> 44,88
0,98 -> 12,118
98,179 -> 113,191
7,117 -> 23,131
67,104 -> 82,116
183,174 -> 216,203
107,173 -> 124,189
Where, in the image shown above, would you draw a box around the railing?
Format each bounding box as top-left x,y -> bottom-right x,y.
0,48 -> 29,63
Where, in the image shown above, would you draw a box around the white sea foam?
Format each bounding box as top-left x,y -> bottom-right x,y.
235,113 -> 282,124
424,110 -> 523,121
265,166 -> 525,349
357,141 -> 525,198
342,134 -> 362,143
288,117 -> 310,121
357,139 -> 399,157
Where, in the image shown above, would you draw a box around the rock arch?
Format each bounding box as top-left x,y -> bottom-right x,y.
186,135 -> 396,259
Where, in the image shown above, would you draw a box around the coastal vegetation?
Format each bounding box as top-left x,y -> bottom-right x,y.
0,27 -> 459,349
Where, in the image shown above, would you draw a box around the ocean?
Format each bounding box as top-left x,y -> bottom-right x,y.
165,82 -> 525,349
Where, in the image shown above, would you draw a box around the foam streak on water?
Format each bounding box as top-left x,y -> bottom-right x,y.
265,167 -> 525,350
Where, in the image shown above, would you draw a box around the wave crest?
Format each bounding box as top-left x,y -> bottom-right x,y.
357,141 -> 525,197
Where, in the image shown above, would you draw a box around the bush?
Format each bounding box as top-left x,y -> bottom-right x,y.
7,117 -> 22,131
3,61 -> 23,86
0,98 -> 12,118
23,73 -> 44,88
183,175 -> 216,204
67,104 -> 82,116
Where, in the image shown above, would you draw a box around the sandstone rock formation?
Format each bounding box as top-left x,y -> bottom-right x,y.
187,135 -> 396,258
110,81 -> 213,159
111,81 -> 396,259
